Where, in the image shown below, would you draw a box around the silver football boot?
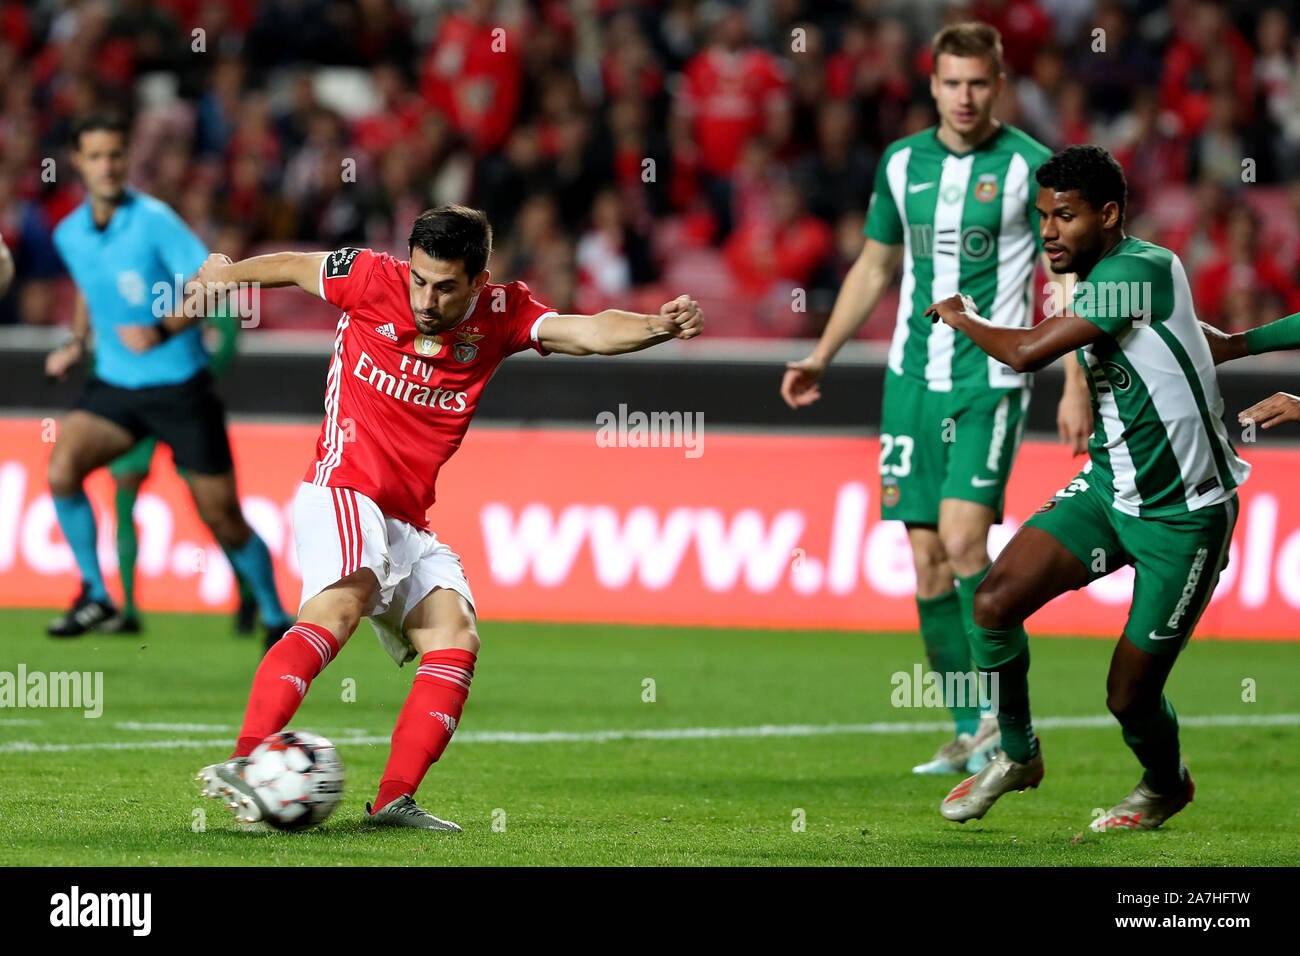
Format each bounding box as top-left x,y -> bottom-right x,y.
941,740 -> 1044,822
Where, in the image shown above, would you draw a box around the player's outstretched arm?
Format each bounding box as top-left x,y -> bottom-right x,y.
926,293 -> 1103,373
118,253 -> 241,352
121,251 -> 331,353
197,250 -> 329,295
781,238 -> 902,409
1201,312 -> 1300,365
536,294 -> 702,356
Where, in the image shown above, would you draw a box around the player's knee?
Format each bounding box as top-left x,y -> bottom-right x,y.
1105,678 -> 1155,723
1106,689 -> 1141,723
940,529 -> 987,574
455,626 -> 481,655
47,456 -> 81,497
301,606 -> 362,643
441,624 -> 479,655
971,578 -> 1016,631
408,624 -> 479,655
199,504 -> 248,547
909,538 -> 951,593
910,537 -> 946,570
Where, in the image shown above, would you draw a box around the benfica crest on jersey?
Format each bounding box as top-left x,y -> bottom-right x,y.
975,174 -> 998,203
414,334 -> 443,357
454,330 -> 484,363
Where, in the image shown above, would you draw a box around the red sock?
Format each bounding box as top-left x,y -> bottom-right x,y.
372,648 -> 476,812
232,623 -> 340,757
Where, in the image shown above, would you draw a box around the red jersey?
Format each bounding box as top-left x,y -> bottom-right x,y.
306,248 -> 555,529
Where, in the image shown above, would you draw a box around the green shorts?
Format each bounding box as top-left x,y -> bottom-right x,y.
1024,470 -> 1238,656
108,435 -> 160,479
878,372 -> 1028,524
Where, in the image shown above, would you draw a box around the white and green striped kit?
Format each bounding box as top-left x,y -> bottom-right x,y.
865,124 -> 1052,391
1071,236 -> 1250,516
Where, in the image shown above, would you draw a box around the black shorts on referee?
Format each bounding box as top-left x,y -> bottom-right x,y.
78,369 -> 234,475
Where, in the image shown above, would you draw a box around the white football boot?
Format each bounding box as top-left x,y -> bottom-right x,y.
912,733 -> 976,774
196,756 -> 267,824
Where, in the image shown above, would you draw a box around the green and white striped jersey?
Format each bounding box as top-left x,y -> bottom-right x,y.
1071,236 -> 1250,517
865,124 -> 1052,391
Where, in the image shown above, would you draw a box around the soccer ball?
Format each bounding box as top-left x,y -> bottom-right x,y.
244,730 -> 345,830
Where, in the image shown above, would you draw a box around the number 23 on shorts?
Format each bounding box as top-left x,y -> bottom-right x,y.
880,433 -> 914,477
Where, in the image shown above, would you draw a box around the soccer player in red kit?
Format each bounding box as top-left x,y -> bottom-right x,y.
194,205 -> 703,829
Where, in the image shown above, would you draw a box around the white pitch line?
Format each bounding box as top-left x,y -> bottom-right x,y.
1,712 -> 1297,754
115,721 -> 235,732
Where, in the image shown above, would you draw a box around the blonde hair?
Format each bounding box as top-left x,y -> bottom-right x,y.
931,22 -> 1004,76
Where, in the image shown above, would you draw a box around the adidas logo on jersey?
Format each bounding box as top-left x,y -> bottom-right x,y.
376,322 -> 398,341
280,674 -> 308,698
430,711 -> 457,734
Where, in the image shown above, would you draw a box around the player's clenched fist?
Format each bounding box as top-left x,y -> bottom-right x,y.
658,294 -> 703,339
195,252 -> 234,289
1239,392 -> 1300,430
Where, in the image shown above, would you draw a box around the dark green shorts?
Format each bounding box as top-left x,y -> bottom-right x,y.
878,372 -> 1028,524
1025,470 -> 1238,655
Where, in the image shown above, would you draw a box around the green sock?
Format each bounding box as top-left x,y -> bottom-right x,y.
1120,695 -> 1183,794
969,623 -> 1037,763
916,590 -> 979,735
955,564 -> 992,717
114,485 -> 140,618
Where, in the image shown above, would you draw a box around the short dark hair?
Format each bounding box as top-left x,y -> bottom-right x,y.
408,205 -> 492,277
1035,144 -> 1128,224
932,22 -> 1004,75
71,113 -> 130,149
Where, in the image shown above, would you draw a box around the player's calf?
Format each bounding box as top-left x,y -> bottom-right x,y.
371,646 -> 476,813
232,623 -> 341,757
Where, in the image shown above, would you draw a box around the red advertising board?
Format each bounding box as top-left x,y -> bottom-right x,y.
1,417 -> 1297,639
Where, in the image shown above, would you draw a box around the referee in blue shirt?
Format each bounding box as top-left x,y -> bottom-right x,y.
44,114 -> 291,648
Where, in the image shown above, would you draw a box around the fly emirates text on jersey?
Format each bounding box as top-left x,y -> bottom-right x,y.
353,349 -> 468,413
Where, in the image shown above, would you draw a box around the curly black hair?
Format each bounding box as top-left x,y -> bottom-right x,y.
1035,145 -> 1128,225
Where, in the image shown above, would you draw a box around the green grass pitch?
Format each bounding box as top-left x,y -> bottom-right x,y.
1,608 -> 1297,866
